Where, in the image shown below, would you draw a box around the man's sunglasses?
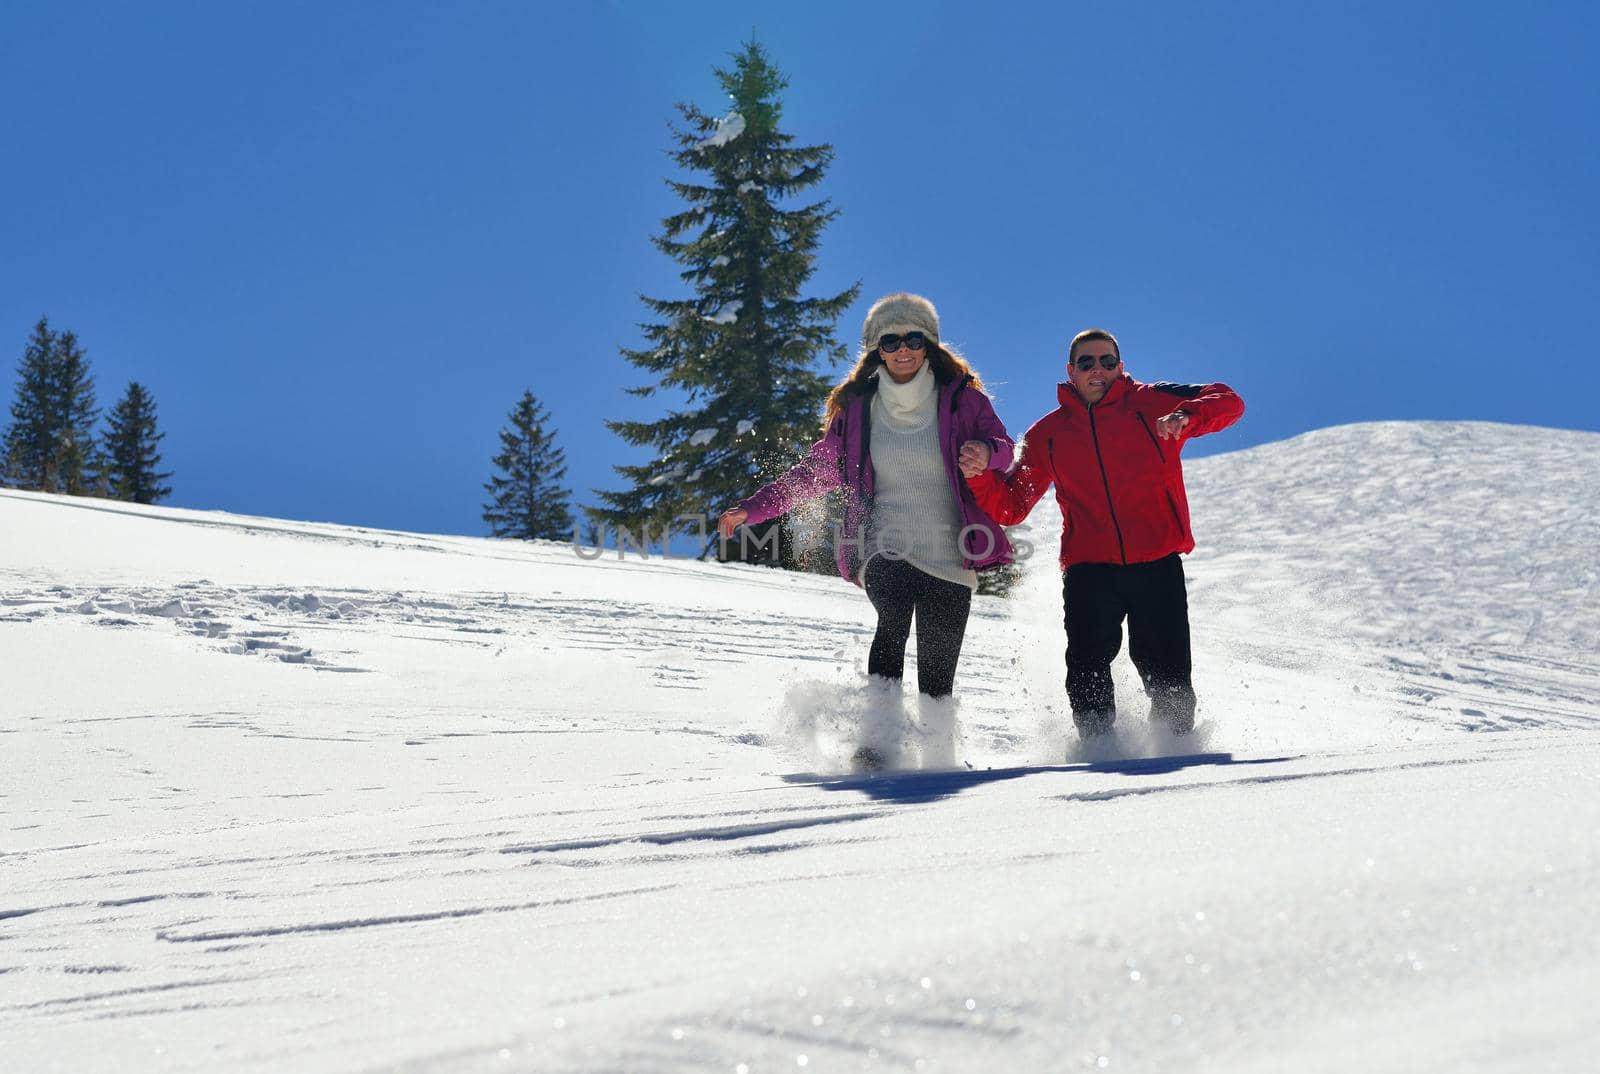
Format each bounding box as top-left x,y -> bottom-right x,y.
1073,352 -> 1121,372
878,332 -> 927,354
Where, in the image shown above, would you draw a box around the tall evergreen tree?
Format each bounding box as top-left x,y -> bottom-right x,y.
976,559 -> 1025,598
52,331 -> 99,495
590,40 -> 858,559
2,318 -> 56,489
102,381 -> 173,504
85,441 -> 114,499
2,317 -> 98,493
483,389 -> 575,541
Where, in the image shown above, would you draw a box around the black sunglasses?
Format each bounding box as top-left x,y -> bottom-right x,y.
1072,352 -> 1121,372
878,332 -> 927,354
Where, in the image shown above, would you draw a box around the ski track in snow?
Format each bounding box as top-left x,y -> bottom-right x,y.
3,421 -> 1599,1073
0,580 -> 878,680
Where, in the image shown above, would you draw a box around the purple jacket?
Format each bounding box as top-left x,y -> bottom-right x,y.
739,373 -> 1017,584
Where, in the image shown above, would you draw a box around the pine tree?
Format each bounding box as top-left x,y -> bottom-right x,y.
2,318 -> 57,489
483,389 -> 575,541
2,317 -> 98,493
85,442 -> 114,499
102,381 -> 173,504
590,40 -> 859,560
53,331 -> 99,495
976,561 -> 1025,598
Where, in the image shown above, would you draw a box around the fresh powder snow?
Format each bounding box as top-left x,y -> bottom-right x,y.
3,420 -> 1597,1073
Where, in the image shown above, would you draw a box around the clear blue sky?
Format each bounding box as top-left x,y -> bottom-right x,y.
4,1 -> 1596,537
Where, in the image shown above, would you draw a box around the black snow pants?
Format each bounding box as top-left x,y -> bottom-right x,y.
1063,552 -> 1196,732
863,555 -> 973,699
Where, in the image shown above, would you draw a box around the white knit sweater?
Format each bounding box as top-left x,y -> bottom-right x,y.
863,368 -> 978,591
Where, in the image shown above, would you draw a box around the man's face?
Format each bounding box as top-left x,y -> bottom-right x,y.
1068,342 -> 1122,404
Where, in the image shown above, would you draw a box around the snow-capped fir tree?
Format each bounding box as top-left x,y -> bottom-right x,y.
2,317 -> 98,494
482,389 -> 575,541
590,40 -> 858,561
101,381 -> 173,504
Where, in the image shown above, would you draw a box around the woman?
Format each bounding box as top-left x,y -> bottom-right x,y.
717,293 -> 1015,769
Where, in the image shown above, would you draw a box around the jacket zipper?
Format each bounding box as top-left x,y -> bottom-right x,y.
1087,406 -> 1128,565
1136,413 -> 1166,462
858,385 -> 874,491
845,395 -> 874,579
833,413 -> 846,484
946,377 -> 975,568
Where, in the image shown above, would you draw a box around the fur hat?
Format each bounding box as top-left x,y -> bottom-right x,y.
862,292 -> 939,348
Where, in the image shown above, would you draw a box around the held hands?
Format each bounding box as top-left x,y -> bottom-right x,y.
958,440 -> 993,478
717,508 -> 749,539
1155,410 -> 1191,441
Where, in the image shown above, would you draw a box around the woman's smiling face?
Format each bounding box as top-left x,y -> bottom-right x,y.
878,332 -> 928,383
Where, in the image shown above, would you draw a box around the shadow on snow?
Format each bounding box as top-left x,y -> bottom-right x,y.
781,752 -> 1300,804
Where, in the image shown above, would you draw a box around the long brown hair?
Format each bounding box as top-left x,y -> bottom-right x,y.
822,341 -> 987,427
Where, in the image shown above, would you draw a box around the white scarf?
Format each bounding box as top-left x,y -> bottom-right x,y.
873,361 -> 936,430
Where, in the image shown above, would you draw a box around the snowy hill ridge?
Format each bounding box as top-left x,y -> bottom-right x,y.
4,420 -> 1599,1074
1178,421 -> 1600,740
1186,420 -> 1600,653
6,419 -> 1595,647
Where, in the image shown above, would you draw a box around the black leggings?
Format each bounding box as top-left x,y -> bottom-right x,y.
863,556 -> 973,699
1064,553 -> 1195,723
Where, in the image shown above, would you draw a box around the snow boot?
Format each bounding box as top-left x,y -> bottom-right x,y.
850,745 -> 888,772
914,694 -> 962,769
1148,686 -> 1196,735
1073,709 -> 1116,738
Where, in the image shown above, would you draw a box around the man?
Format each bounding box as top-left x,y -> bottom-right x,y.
966,328 -> 1244,737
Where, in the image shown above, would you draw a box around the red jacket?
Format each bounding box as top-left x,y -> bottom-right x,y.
967,375 -> 1244,568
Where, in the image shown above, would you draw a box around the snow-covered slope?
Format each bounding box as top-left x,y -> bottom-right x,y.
1190,420 -> 1600,650
3,421 -> 1598,1073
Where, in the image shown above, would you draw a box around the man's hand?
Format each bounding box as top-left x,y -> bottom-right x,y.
717,508 -> 749,539
958,440 -> 993,478
1155,410 -> 1190,441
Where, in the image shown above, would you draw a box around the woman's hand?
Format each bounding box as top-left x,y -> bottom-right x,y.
717,508 -> 749,539
958,440 -> 993,478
